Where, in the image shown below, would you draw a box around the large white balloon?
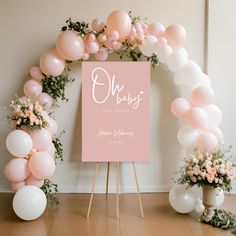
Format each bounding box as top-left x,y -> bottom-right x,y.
156,44 -> 172,63
6,130 -> 33,158
204,104 -> 222,126
177,125 -> 200,147
169,185 -> 196,213
13,185 -> 47,221
167,47 -> 188,71
216,189 -> 224,208
139,35 -> 158,57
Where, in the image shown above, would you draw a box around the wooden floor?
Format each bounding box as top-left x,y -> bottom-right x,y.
0,193 -> 235,236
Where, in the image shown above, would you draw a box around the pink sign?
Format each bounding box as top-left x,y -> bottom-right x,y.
82,62 -> 150,162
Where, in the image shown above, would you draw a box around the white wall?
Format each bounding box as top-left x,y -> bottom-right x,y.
2,0 -> 232,193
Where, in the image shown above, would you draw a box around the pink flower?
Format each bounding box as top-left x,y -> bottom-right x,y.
208,167 -> 217,175
207,174 -> 215,183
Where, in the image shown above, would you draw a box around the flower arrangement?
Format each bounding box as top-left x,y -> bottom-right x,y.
9,96 -> 50,129
178,147 -> 236,192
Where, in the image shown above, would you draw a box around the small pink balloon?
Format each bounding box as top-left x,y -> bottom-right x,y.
157,37 -> 168,47
171,98 -> 191,117
46,142 -> 56,156
30,66 -> 44,81
47,118 -> 58,136
40,49 -> 65,76
94,48 -> 108,61
105,38 -> 113,49
25,174 -> 44,188
91,19 -> 105,32
106,10 -> 131,41
185,107 -> 208,129
37,92 -> 53,109
165,24 -> 187,48
88,34 -> 96,42
191,85 -> 215,107
146,23 -> 165,38
4,158 -> 30,182
82,52 -> 90,60
23,79 -> 42,98
29,128 -> 52,151
29,151 -> 55,179
11,181 -> 26,192
196,132 -> 218,152
86,42 -> 99,54
206,126 -> 224,144
56,30 -> 85,61
110,31 -> 119,41
98,34 -> 107,43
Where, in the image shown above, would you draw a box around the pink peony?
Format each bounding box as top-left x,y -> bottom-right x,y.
207,174 -> 215,183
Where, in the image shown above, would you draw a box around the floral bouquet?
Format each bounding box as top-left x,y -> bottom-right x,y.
9,96 -> 50,129
177,147 -> 236,193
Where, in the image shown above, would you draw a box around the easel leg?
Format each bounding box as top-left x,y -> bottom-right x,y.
116,162 -> 120,219
87,162 -> 99,219
132,162 -> 144,218
106,162 -> 110,199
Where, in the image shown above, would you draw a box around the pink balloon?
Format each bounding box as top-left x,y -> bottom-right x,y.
29,128 -> 52,151
88,34 -> 96,42
29,151 -> 55,179
46,142 -> 56,156
91,19 -> 105,32
206,126 -> 224,144
82,52 -> 90,60
40,49 -> 65,76
23,79 -> 42,98
4,158 -> 30,182
165,24 -> 187,48
47,118 -> 58,136
37,92 -> 53,109
30,66 -> 44,81
146,23 -> 165,38
106,10 -> 131,41
25,174 -> 44,188
171,98 -> 191,117
196,132 -> 218,152
11,181 -> 26,192
110,31 -> 119,41
157,37 -> 168,47
56,30 -> 85,61
185,107 -> 208,129
94,48 -> 108,61
191,85 -> 215,107
85,42 -> 99,54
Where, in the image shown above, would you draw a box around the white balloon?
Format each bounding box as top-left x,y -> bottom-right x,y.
156,44 -> 172,63
194,197 -> 205,214
177,125 -> 200,147
169,185 -> 196,213
216,189 -> 224,208
204,104 -> 222,126
167,47 -> 188,71
174,60 -> 201,86
207,126 -> 224,144
13,185 -> 47,221
139,35 -> 158,57
6,130 -> 33,157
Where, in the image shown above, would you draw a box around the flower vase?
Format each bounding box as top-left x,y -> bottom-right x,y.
201,185 -> 216,222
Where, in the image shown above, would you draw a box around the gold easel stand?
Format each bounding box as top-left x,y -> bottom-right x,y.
86,162 -> 144,219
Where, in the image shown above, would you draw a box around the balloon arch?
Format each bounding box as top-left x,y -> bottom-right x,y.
4,10 -> 224,220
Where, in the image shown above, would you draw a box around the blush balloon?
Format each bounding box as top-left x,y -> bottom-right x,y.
165,24 -> 187,48
196,132 -> 218,152
206,126 -> 224,144
146,23 -> 165,38
37,92 -> 53,109
29,128 -> 52,151
185,107 -> 208,129
40,49 -> 65,76
47,118 -> 58,136
106,10 -> 131,41
30,66 -> 44,81
29,152 -> 55,179
94,48 -> 108,61
191,85 -> 215,107
85,42 -> 99,54
25,174 -> 44,188
56,30 -> 85,61
23,79 -> 42,98
45,142 -> 56,156
171,98 -> 191,117
91,19 -> 105,32
4,158 -> 30,182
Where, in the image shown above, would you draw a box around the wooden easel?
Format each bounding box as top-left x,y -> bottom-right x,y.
86,162 -> 144,219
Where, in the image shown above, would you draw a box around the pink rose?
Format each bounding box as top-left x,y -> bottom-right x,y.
208,167 -> 217,175
207,174 -> 215,183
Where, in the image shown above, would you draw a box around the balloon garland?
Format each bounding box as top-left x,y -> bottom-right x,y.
4,10 -> 224,220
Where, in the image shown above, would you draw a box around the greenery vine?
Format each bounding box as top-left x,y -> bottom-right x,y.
40,179 -> 59,205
